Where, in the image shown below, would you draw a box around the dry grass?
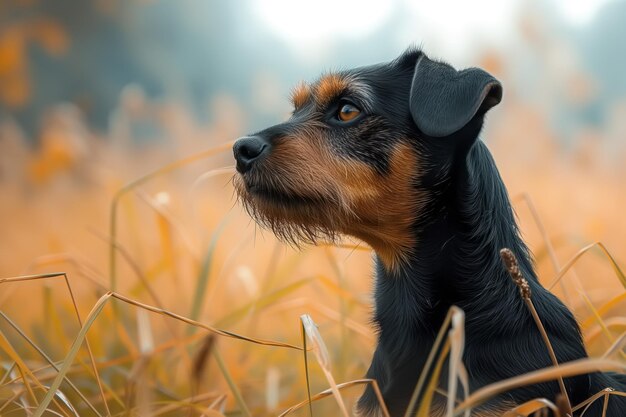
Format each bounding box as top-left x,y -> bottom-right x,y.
1,99 -> 626,416
1,2 -> 625,415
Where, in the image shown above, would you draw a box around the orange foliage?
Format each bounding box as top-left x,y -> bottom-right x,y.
0,18 -> 68,108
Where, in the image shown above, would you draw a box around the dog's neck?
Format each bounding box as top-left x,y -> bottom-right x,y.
372,139 -> 536,358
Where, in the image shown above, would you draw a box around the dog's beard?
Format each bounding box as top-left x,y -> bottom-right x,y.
233,174 -> 351,247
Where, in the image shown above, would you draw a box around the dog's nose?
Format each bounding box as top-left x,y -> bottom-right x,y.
233,136 -> 270,173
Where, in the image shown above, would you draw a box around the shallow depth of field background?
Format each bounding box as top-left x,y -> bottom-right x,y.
1,1 -> 625,416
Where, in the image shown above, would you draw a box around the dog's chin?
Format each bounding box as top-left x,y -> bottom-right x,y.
246,184 -> 324,208
234,176 -> 343,246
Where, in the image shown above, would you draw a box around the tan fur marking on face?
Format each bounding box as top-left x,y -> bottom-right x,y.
235,118 -> 427,272
329,144 -> 426,270
315,73 -> 349,107
290,81 -> 311,109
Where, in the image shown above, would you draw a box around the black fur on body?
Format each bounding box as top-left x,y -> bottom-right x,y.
232,48 -> 626,416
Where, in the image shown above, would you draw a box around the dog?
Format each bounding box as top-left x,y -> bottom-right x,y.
232,48 -> 626,416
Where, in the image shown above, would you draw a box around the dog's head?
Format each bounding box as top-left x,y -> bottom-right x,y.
233,48 -> 502,270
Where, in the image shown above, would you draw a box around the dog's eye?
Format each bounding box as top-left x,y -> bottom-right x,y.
337,102 -> 361,122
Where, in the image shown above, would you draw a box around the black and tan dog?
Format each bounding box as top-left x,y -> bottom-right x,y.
232,48 -> 626,416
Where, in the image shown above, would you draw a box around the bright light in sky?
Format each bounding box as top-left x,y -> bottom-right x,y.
252,0 -> 613,60
253,0 -> 393,42
252,0 -> 520,60
551,0 -> 613,25
404,0 -> 520,43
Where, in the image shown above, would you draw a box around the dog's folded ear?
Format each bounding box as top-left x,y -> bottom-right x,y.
409,55 -> 502,138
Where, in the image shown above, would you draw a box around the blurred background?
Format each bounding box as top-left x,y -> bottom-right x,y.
1,1 -> 625,416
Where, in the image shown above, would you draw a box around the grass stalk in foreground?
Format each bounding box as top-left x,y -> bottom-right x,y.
21,288 -> 303,416
278,379 -> 389,417
500,248 -> 573,416
213,347 -> 252,417
404,306 -> 465,417
548,241 -> 626,291
301,314 -> 350,417
0,312 -> 103,417
452,358 -> 625,416
300,318 -> 314,417
514,193 -> 572,305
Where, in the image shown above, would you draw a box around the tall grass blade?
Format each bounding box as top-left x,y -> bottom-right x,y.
192,335 -> 216,392
32,292 -> 112,417
61,272 -> 112,417
52,389 -> 80,417
278,379 -> 390,417
0,329 -> 39,406
453,358 -> 626,416
0,362 -> 17,385
501,398 -> 558,416
514,193 -> 571,303
108,292 -> 302,349
580,290 -> 616,345
301,314 -> 349,417
188,214 -> 231,330
603,332 -> 626,358
300,318 -> 314,417
266,367 -> 280,412
582,292 -> 626,330
404,307 -> 459,417
0,312 -> 102,417
500,248 -> 572,414
213,347 -> 252,417
149,392 -> 222,416
417,339 -> 451,417
548,242 -> 626,291
513,193 -> 561,273
446,307 -> 466,417
586,317 -> 626,346
324,248 -> 349,381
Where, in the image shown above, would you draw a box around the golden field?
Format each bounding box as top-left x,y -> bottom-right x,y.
1,3 -> 625,415
1,89 -> 625,416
